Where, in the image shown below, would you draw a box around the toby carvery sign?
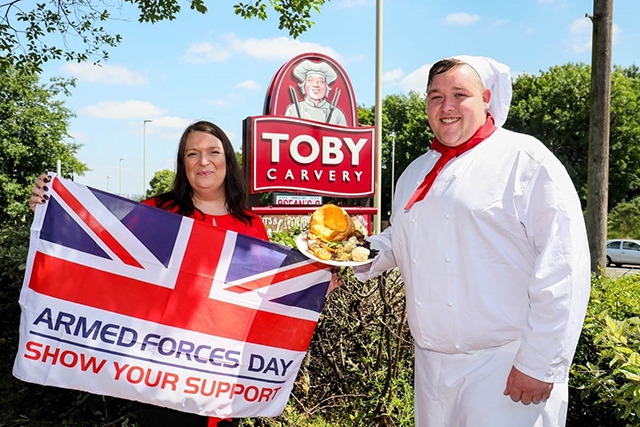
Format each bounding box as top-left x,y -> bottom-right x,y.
243,52 -> 376,197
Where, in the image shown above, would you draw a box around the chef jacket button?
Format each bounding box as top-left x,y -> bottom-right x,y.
411,218 -> 416,223
445,257 -> 451,263
412,259 -> 417,264
425,341 -> 432,348
448,302 -> 454,307
416,301 -> 422,307
454,344 -> 461,350
445,214 -> 450,219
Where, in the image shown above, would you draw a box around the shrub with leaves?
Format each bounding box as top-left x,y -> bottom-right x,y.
570,273 -> 640,426
0,220 -> 142,427
278,268 -> 414,426
608,196 -> 640,240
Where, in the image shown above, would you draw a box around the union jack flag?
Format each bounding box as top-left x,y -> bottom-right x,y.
13,175 -> 331,417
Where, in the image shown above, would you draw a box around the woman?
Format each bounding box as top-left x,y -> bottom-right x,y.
29,120 -> 266,427
139,120 -> 268,426
30,120 -> 343,426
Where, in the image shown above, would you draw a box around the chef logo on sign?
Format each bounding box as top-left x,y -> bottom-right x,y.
284,60 -> 348,126
262,52 -> 358,128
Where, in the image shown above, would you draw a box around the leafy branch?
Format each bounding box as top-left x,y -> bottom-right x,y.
1,0 -> 326,72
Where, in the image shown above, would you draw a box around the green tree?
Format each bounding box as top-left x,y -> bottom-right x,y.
146,168 -> 175,198
358,91 -> 432,218
1,0 -> 326,71
607,196 -> 640,239
0,67 -> 87,221
608,65 -> 640,206
508,63 -> 640,209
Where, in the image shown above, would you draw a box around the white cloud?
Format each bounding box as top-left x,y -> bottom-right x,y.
181,34 -> 342,65
444,12 -> 481,26
348,53 -> 367,64
613,24 -> 622,44
206,98 -> 228,107
224,34 -> 342,62
566,18 -> 620,53
82,100 -> 166,119
151,116 -> 193,130
68,130 -> 91,143
180,42 -> 232,64
130,116 -> 193,142
383,68 -> 405,84
236,80 -> 261,90
61,63 -> 148,85
567,18 -> 592,53
399,63 -> 433,94
486,19 -> 508,30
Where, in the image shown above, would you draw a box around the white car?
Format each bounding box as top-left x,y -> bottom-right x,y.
606,239 -> 640,267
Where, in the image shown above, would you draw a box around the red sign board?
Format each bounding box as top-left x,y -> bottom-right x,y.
244,116 -> 375,197
243,52 -> 376,198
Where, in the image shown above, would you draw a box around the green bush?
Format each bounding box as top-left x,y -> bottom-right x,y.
570,273 -> 640,426
608,196 -> 640,240
261,228 -> 415,426
0,220 -> 142,427
248,269 -> 414,427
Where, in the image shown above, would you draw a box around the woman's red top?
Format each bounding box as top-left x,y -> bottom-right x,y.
142,198 -> 268,242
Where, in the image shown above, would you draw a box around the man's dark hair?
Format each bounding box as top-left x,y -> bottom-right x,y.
426,58 -> 466,93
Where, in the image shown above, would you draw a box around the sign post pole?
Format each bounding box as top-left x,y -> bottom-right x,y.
373,0 -> 384,234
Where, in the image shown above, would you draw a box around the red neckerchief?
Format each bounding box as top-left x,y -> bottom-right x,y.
404,115 -> 497,210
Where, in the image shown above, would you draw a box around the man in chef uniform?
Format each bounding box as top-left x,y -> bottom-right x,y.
284,59 -> 348,126
354,55 -> 590,426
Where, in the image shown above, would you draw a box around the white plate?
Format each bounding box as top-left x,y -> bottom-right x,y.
295,232 -> 375,267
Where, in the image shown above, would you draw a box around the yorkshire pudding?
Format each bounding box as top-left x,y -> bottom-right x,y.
309,204 -> 355,242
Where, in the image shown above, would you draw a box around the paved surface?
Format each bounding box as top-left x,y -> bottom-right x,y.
606,265 -> 640,276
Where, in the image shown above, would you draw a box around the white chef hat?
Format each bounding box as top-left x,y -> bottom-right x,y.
449,55 -> 512,128
292,60 -> 337,85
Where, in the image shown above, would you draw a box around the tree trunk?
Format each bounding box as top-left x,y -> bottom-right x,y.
586,0 -> 613,274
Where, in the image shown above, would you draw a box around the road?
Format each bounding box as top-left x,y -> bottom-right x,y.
606,265 -> 640,276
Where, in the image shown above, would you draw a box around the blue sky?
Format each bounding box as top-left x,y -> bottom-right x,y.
39,0 -> 640,198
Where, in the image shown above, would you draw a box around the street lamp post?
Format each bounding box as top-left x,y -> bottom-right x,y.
119,158 -> 125,196
390,132 -> 396,204
143,119 -> 152,197
373,0 -> 383,234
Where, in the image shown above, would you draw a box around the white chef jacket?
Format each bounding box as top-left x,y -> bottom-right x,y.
284,97 -> 348,126
354,127 -> 590,383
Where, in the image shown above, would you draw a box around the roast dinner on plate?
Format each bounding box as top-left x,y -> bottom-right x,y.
297,204 -> 377,265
